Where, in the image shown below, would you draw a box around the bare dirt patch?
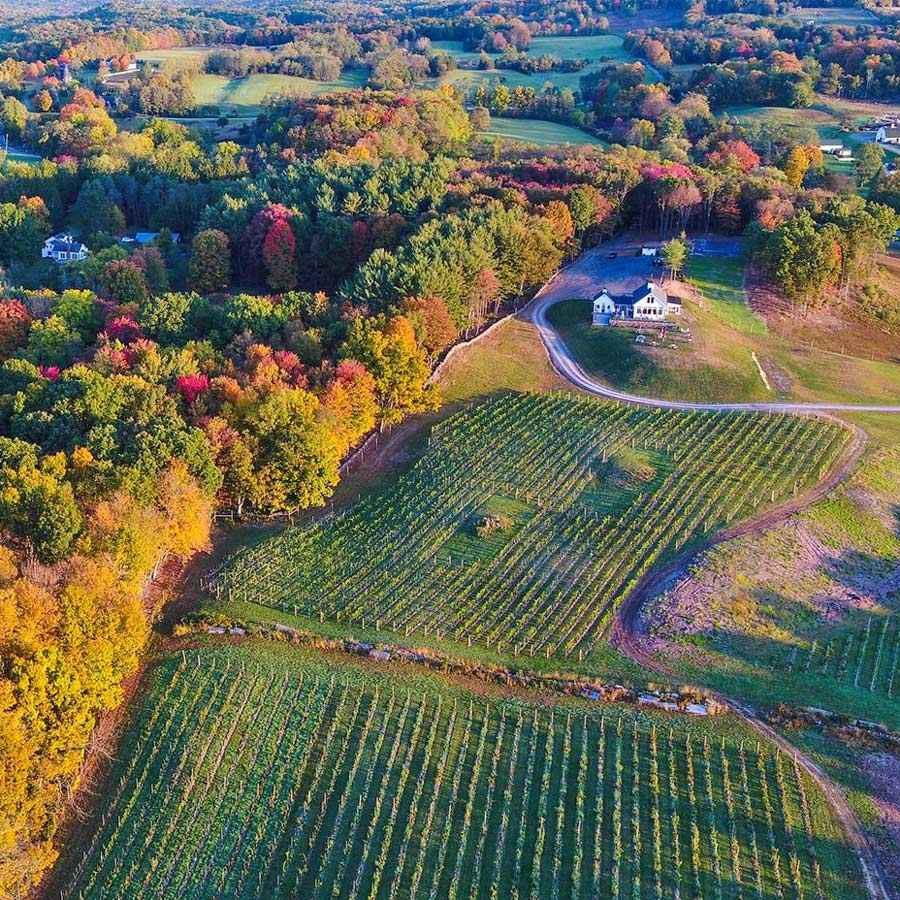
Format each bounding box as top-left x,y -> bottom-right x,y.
862,752 -> 900,895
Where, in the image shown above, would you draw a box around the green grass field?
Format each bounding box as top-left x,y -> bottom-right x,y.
686,256 -> 767,337
432,33 -> 658,95
61,644 -> 865,899
191,70 -> 368,112
214,393 -> 847,661
721,105 -> 849,145
478,116 -> 606,146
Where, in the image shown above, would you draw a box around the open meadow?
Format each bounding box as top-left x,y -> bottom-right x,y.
59,645 -> 865,900
477,116 -> 606,146
431,34 -> 654,94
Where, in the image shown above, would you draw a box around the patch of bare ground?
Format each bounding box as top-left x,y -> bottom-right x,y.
746,264 -> 900,363
643,518 -> 899,649
643,448 -> 900,649
862,752 -> 900,895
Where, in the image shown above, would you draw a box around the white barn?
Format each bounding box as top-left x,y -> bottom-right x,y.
592,281 -> 679,325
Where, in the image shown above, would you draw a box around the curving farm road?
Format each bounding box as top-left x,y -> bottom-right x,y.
527,271 -> 900,414
525,269 -> 897,898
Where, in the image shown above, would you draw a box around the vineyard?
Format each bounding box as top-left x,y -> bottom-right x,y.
62,648 -> 864,899
787,615 -> 900,697
214,393 -> 849,658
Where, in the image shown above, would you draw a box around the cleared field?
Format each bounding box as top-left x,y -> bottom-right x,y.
214,393 -> 848,660
790,6 -> 879,24
721,105 -> 849,145
433,33 -> 658,94
686,256 -> 766,337
62,647 -> 864,899
136,46 -> 216,66
191,70 -> 367,112
646,447 -> 900,729
478,116 -> 606,146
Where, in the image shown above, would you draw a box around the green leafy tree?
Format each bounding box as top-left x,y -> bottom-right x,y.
0,96 -> 27,138
662,235 -> 688,279
341,314 -> 438,427
188,229 -> 231,294
0,439 -> 83,563
101,261 -> 149,305
856,143 -> 885,186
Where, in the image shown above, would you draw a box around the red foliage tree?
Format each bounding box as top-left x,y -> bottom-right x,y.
262,218 -> 298,293
175,373 -> 210,405
0,300 -> 32,358
707,140 -> 761,173
242,204 -> 295,283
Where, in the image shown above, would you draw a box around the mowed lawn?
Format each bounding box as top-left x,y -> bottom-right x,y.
192,70 -> 368,112
685,256 -> 766,337
60,644 -> 866,899
478,116 -> 606,146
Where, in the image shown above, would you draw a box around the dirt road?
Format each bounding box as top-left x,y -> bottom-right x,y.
527,255 -> 900,413
605,424 -> 893,900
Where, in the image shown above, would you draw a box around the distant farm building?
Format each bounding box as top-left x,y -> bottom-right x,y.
592,281 -> 680,326
42,233 -> 88,263
876,126 -> 900,145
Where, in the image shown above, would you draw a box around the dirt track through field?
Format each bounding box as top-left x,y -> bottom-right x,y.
527,255 -> 900,413
602,422 -> 893,900
525,259 -> 894,899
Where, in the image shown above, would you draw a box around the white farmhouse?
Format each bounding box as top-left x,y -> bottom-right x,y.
875,126 -> 900,145
42,234 -> 88,263
592,281 -> 680,326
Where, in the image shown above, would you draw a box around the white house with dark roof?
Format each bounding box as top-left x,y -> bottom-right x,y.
42,234 -> 88,263
876,126 -> 900,145
592,281 -> 679,326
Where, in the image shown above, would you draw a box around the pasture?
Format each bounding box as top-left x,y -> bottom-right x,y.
478,116 -> 606,146
432,33 -> 657,95
61,646 -> 865,899
790,6 -> 879,24
214,393 -> 848,660
192,70 -> 367,113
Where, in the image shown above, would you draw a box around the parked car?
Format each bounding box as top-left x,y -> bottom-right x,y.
607,252 -> 617,259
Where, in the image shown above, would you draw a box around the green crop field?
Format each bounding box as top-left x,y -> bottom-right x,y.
214,393 -> 849,660
478,116 -> 606,146
61,647 -> 863,899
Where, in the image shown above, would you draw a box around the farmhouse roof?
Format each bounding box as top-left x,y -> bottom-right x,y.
594,281 -> 668,307
45,234 -> 85,253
